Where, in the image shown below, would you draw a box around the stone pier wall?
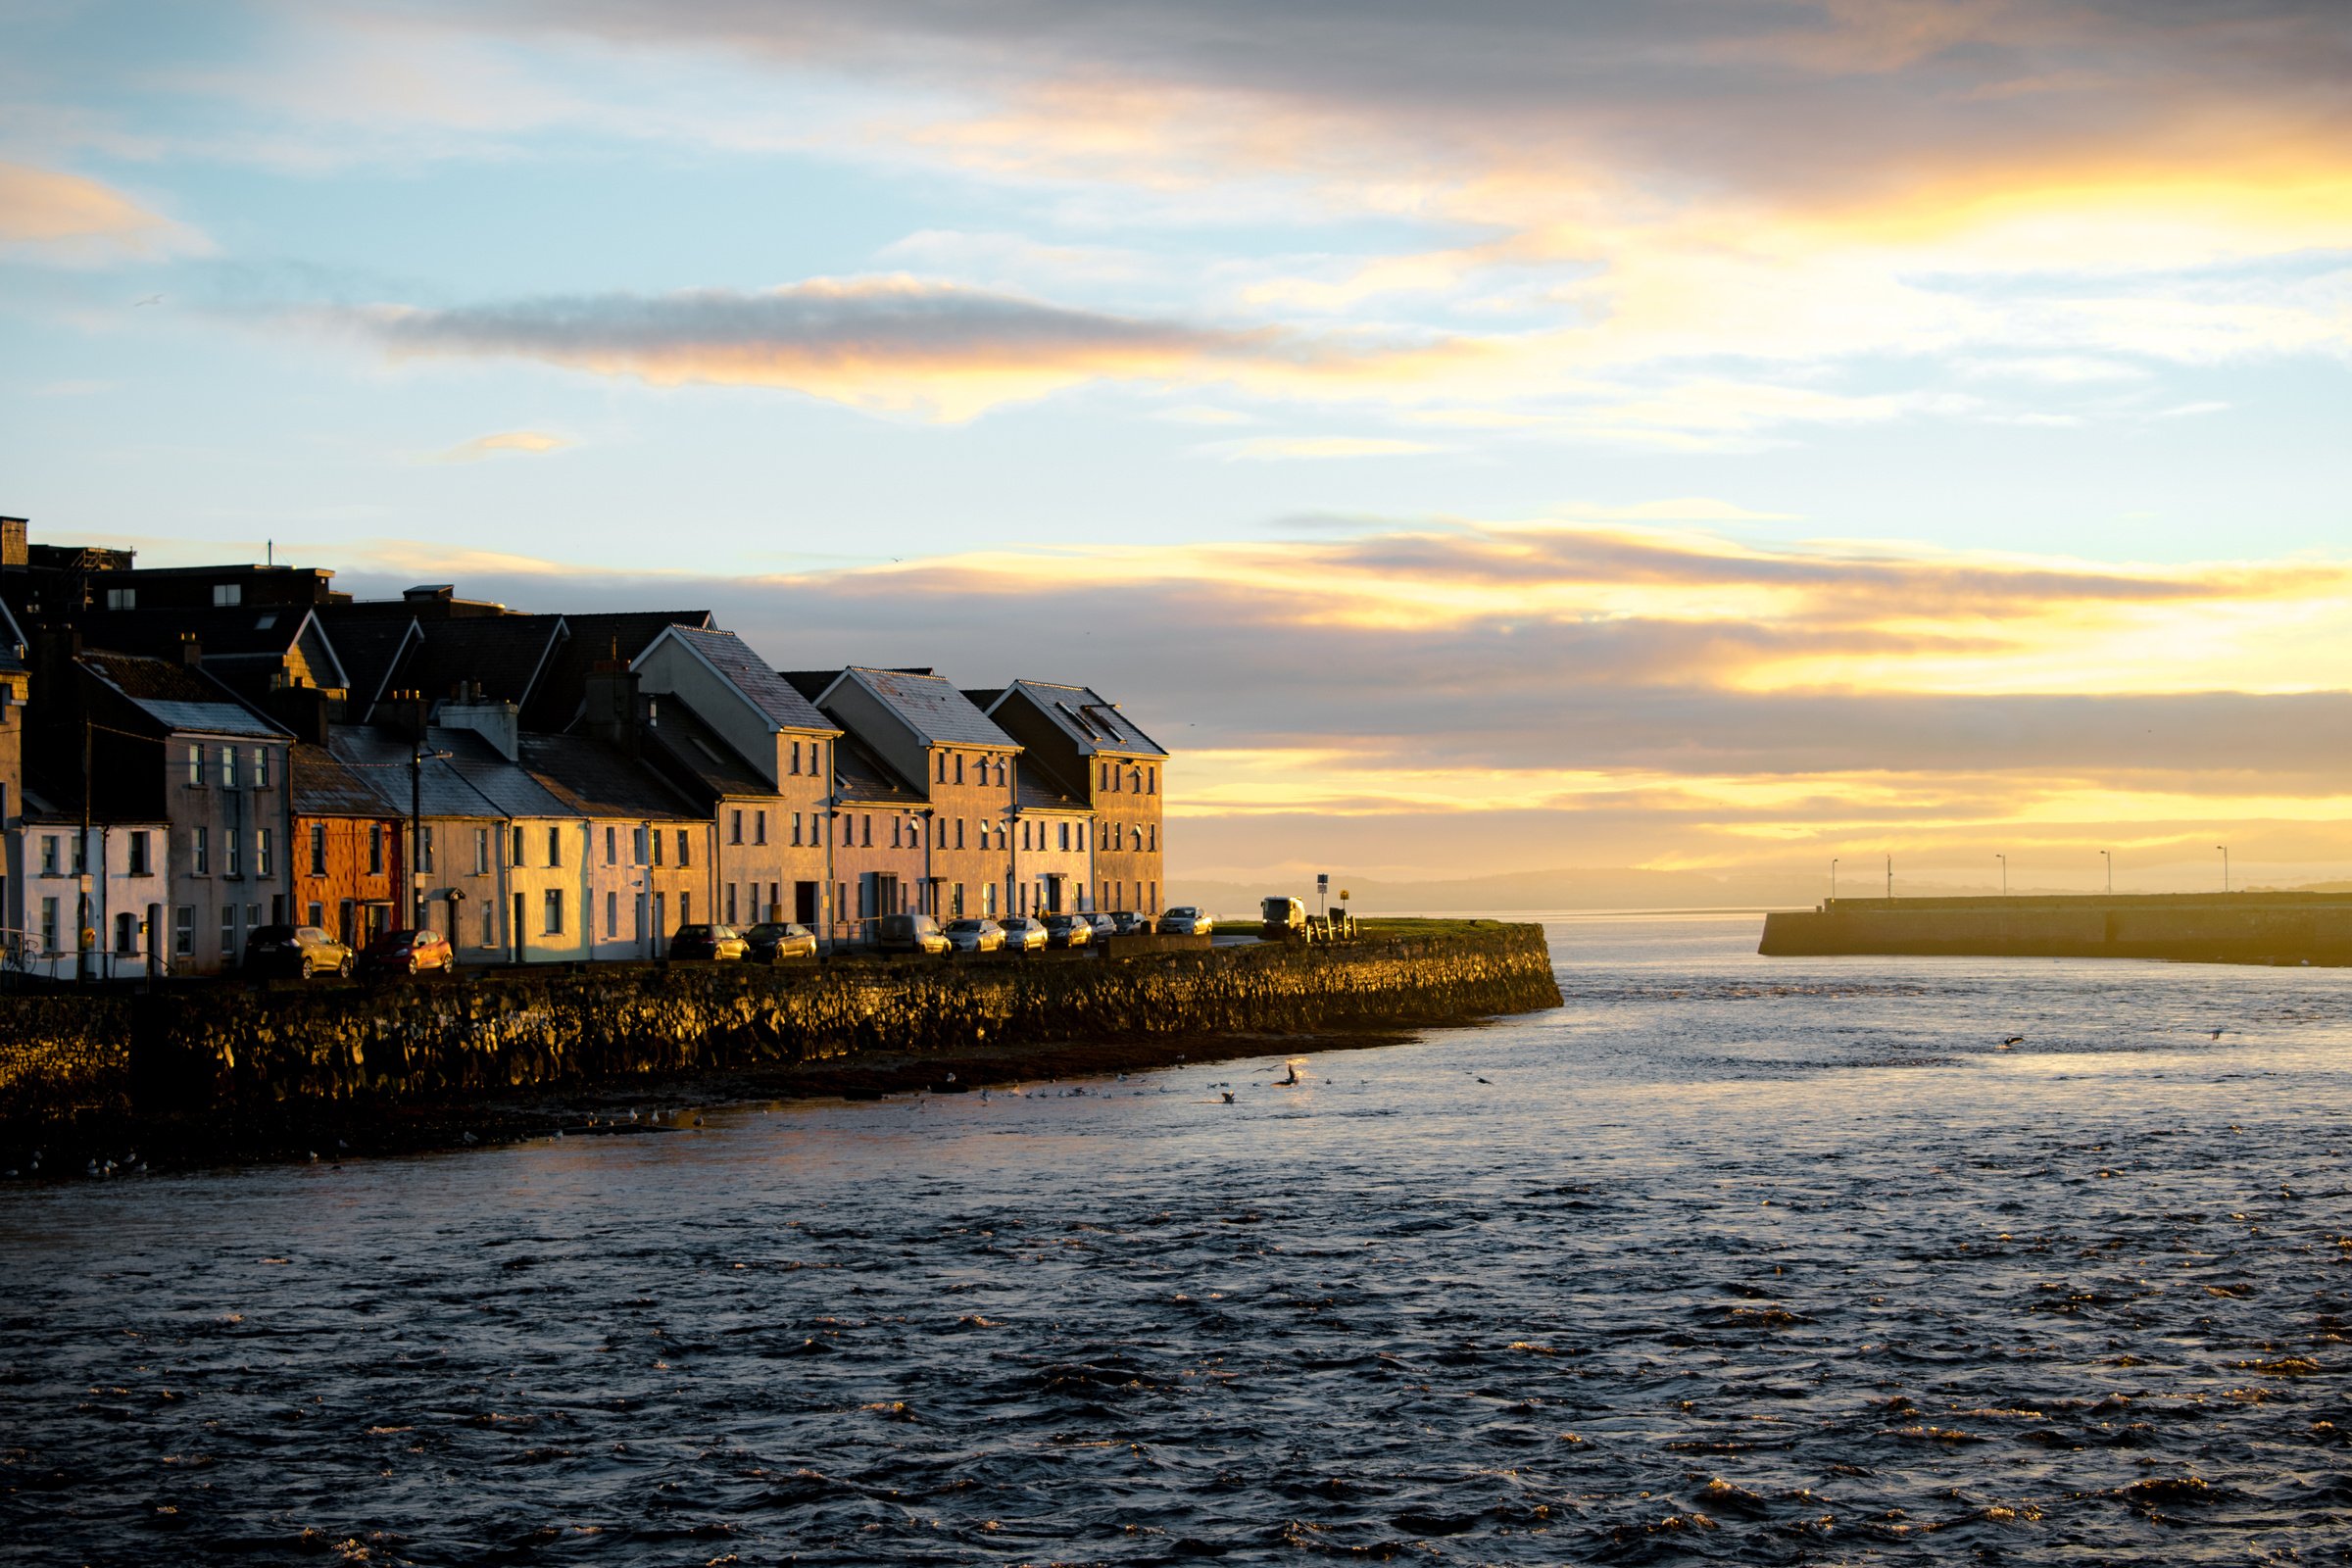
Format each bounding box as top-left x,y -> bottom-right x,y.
1759,894 -> 2352,964
86,923 -> 1559,1112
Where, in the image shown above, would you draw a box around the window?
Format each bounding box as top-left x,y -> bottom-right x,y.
842,813 -> 851,847
255,748 -> 271,789
257,829 -> 272,878
212,582 -> 242,608
791,811 -> 802,846
193,826 -> 210,876
891,816 -> 902,849
306,901 -> 323,928
937,753 -> 948,783
481,900 -> 495,948
789,741 -> 801,775
1080,823 -> 1088,852
544,889 -> 564,935
956,818 -> 966,850
221,746 -> 238,789
952,882 -> 965,917
226,827 -> 242,879
1101,761 -> 1110,790
633,825 -> 648,864
1148,766 -> 1156,795
607,890 -> 618,940
768,882 -> 779,920
514,826 -> 525,866
725,883 -> 738,923
955,755 -> 964,785
652,830 -> 663,867
189,745 -> 205,786
39,835 -> 57,875
1148,824 -> 1156,853
174,906 -> 193,956
755,810 -> 767,845
220,905 -> 236,959
106,587 -> 135,610
367,823 -> 384,876
474,827 -> 491,874
730,809 -> 743,845
605,825 -> 617,865
309,823 -> 327,875
547,826 -> 562,867
128,830 -> 151,876
71,833 -> 86,875
39,897 -> 57,952
860,813 -> 871,847
675,829 -> 690,867
679,892 -> 691,924
418,826 -> 432,874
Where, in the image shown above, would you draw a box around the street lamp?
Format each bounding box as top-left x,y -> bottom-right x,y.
1996,853 -> 2007,897
2217,844 -> 2230,894
1830,857 -> 1838,902
1885,854 -> 1892,901
2100,850 -> 2112,896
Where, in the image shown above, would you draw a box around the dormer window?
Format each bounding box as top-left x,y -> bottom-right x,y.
213,583 -> 242,608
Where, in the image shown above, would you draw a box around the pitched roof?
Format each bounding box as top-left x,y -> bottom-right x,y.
399,614 -> 565,706
291,742 -> 395,818
526,610 -> 709,731
1015,768 -> 1092,814
314,612 -> 420,709
997,679 -> 1167,758
518,733 -> 703,820
76,650 -> 285,740
0,597 -> 25,672
833,731 -> 927,808
829,666 -> 1018,750
327,724 -> 576,820
642,702 -> 772,802
642,625 -> 834,734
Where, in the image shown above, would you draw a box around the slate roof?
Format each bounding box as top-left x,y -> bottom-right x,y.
327,724 -> 576,820
645,625 -> 834,734
1015,769 -> 1092,814
76,651 -> 284,740
519,733 -> 704,820
526,611 -> 710,732
833,732 -> 927,808
291,742 -> 395,818
830,666 -> 1018,750
397,614 -> 565,706
996,679 -> 1167,758
316,613 -> 420,709
643,702 -> 772,802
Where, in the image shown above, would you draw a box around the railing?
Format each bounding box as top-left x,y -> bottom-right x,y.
0,929 -> 171,985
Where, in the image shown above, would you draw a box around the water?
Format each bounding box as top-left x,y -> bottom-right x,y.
4,914 -> 2348,1563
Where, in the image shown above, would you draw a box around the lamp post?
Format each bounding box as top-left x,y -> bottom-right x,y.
1886,854 -> 1892,901
1996,853 -> 2007,897
1830,857 -> 1838,902
2100,850 -> 2112,895
2217,844 -> 2230,894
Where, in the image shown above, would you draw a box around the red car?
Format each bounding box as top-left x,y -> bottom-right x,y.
359,927 -> 456,978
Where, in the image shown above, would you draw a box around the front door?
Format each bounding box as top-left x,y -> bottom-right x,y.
794,881 -> 818,924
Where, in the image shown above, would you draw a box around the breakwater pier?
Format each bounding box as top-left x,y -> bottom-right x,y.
1,919 -> 1559,1169
1759,891 -> 2352,964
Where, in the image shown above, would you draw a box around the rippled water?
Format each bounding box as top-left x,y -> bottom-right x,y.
4,914 -> 2349,1564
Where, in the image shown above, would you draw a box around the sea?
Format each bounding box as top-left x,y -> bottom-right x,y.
2,912 -> 2347,1564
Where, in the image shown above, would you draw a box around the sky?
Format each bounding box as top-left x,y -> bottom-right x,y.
4,0 -> 2350,897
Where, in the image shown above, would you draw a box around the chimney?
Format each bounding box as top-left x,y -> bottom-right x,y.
178,632 -> 203,668
582,660 -> 642,756
267,684 -> 331,747
386,687 -> 428,743
0,516 -> 25,569
438,692 -> 519,760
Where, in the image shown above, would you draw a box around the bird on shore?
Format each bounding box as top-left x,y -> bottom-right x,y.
1279,1062 -> 1301,1086
2002,1036 -> 2025,1047
1221,1091 -> 1235,1103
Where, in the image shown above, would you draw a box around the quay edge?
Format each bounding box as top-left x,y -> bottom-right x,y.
1759,892 -> 2352,965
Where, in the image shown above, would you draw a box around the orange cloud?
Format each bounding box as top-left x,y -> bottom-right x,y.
0,162 -> 201,261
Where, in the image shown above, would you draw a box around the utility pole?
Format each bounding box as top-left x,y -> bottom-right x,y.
2218,844 -> 2230,893
76,714 -> 90,985
1885,854 -> 1892,901
1996,853 -> 2007,897
411,744 -> 451,932
1830,857 -> 1838,901
2100,850 -> 2112,895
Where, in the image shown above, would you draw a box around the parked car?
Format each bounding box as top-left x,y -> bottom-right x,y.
1108,910 -> 1154,936
246,924 -> 355,981
358,926 -> 455,978
944,917 -> 1006,955
1042,912 -> 1094,949
669,923 -> 749,961
876,912 -> 951,956
997,915 -> 1050,953
1261,896 -> 1310,942
1087,912 -> 1119,942
1157,906 -> 1213,936
744,921 -> 818,962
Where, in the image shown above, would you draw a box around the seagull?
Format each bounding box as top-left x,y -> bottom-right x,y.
2003,1036 -> 2025,1047
1221,1091 -> 1235,1103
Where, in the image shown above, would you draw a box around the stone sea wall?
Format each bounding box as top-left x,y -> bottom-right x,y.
0,996 -> 134,1123
98,923 -> 1558,1112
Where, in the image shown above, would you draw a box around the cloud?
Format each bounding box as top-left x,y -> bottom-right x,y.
333,275 -> 1465,419
0,162 -> 204,263
1209,436 -> 1446,461
430,429 -> 571,463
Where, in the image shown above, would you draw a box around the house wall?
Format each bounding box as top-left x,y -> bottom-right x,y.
165,736 -> 294,973
711,793 -> 831,932
19,820 -> 171,979
1091,754 -> 1165,915
418,814 -> 506,963
826,802 -> 928,941
922,745 -> 1017,919
291,812 -> 403,946
0,668 -> 24,947
1009,809 -> 1091,915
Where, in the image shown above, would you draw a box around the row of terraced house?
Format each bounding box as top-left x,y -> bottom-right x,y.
0,517 -> 1166,978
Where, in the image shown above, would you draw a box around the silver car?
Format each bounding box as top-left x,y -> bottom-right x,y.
1156,906 -> 1213,935
943,917 -> 1006,955
997,915 -> 1050,953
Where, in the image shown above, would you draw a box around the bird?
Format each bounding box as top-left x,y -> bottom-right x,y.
1476,1077 -> 1492,1085
1221,1091 -> 1235,1103
2003,1036 -> 2025,1047
2209,1028 -> 2226,1040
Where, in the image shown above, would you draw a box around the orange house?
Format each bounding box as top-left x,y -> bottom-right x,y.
290,742 -> 406,946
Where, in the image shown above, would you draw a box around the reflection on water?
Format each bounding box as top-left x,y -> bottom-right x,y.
3,914 -> 2348,1562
